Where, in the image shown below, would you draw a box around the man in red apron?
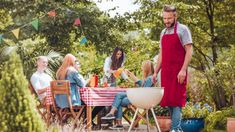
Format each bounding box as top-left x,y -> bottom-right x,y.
153,5 -> 193,132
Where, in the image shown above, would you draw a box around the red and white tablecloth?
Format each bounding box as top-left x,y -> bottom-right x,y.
80,87 -> 126,106
46,87 -> 53,106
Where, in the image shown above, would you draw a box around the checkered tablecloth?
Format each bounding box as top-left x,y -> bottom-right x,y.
46,87 -> 127,106
46,87 -> 53,106
80,87 -> 126,106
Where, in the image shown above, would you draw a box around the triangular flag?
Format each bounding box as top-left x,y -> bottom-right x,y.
12,28 -> 20,39
74,18 -> 81,26
31,19 -> 39,31
0,34 -> 3,44
48,10 -> 56,17
80,37 -> 87,45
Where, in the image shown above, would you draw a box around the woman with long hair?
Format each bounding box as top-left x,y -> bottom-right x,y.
103,47 -> 129,87
56,54 -> 103,127
55,54 -> 84,108
102,60 -> 155,129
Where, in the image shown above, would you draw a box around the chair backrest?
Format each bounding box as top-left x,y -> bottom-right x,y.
29,82 -> 38,96
50,80 -> 77,117
50,80 -> 72,108
50,80 -> 71,95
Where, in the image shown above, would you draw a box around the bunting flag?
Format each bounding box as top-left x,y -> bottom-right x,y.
1,7 -> 87,46
31,19 -> 39,31
74,18 -> 81,26
0,34 -> 3,44
12,28 -> 20,39
80,36 -> 87,45
48,10 -> 56,17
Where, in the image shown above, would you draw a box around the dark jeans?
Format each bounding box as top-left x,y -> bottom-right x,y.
82,105 -> 105,125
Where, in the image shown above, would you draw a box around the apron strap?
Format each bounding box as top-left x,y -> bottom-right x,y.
174,22 -> 178,34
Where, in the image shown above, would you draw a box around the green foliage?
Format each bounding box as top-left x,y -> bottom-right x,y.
182,102 -> 212,119
0,9 -> 13,30
76,46 -> 106,77
0,37 -> 61,80
0,1 -> 128,54
0,52 -> 45,132
204,46 -> 235,109
189,46 -> 235,109
154,105 -> 170,116
204,107 -> 235,131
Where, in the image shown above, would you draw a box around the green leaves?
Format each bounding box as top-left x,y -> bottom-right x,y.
0,52 -> 45,131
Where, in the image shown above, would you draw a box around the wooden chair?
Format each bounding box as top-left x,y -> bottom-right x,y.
50,80 -> 85,128
28,82 -> 53,126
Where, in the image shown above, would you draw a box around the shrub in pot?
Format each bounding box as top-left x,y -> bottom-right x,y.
181,102 -> 212,132
154,105 -> 171,132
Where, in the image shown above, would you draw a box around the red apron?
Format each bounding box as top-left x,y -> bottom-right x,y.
160,22 -> 187,107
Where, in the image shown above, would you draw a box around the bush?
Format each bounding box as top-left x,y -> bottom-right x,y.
0,52 -> 45,132
154,105 -> 170,116
204,107 -> 235,131
182,102 -> 212,119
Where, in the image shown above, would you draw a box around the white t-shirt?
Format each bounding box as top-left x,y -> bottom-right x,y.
103,56 -> 128,80
30,71 -> 52,101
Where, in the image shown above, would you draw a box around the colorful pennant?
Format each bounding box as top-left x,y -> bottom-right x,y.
12,28 -> 20,39
80,36 -> 87,45
0,34 -> 3,44
74,18 -> 81,26
31,19 -> 39,31
48,10 -> 56,17
1,8 -> 87,46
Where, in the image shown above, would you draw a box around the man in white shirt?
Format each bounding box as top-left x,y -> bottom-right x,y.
30,56 -> 52,104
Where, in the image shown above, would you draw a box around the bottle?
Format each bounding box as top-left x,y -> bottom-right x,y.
94,74 -> 98,87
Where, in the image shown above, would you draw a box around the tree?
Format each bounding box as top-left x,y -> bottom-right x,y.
0,0 -> 127,54
0,52 -> 45,132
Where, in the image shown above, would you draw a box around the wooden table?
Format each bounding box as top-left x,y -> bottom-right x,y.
80,87 -> 126,131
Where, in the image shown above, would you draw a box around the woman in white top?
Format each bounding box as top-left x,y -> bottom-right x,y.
103,47 -> 129,87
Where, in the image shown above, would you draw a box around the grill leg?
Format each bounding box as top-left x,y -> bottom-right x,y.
128,108 -> 139,132
146,109 -> 150,132
151,108 -> 161,132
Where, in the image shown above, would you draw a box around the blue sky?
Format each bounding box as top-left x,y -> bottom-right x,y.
94,0 -> 140,17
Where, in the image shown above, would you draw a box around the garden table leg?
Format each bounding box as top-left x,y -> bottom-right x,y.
86,105 -> 92,131
46,105 -> 50,127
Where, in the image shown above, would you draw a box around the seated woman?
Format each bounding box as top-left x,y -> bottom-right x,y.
55,54 -> 103,127
55,53 -> 85,108
101,60 -> 155,129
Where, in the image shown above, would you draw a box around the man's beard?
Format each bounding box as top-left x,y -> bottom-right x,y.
165,20 -> 176,28
170,20 -> 175,28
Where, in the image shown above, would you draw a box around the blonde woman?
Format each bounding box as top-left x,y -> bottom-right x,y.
102,60 -> 155,129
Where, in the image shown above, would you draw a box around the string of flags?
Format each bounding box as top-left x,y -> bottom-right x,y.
0,8 -> 87,45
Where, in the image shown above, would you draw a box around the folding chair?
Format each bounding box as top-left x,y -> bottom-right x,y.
50,80 -> 85,128
28,82 -> 52,126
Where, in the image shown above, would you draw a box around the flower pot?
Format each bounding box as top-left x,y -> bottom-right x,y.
227,118 -> 235,132
157,116 -> 171,132
181,118 -> 204,132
